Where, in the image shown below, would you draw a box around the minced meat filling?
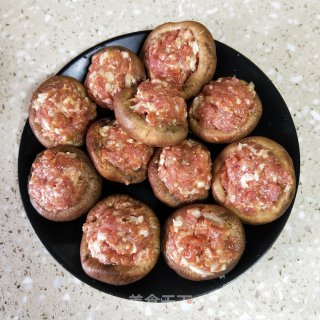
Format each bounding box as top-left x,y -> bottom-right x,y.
32,79 -> 96,145
157,140 -> 211,201
144,28 -> 199,87
166,208 -> 241,276
83,200 -> 152,266
131,80 -> 187,127
29,150 -> 85,212
98,121 -> 153,174
192,77 -> 257,132
85,49 -> 138,108
220,142 -> 293,214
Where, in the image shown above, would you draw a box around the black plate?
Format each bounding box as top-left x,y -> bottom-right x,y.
18,31 -> 300,303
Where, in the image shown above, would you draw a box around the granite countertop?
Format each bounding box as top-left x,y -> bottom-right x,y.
1,0 -> 319,319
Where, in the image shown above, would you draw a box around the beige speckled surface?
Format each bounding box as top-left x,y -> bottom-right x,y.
1,0 -> 319,319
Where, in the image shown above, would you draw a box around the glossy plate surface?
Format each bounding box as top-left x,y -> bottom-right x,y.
18,31 -> 300,302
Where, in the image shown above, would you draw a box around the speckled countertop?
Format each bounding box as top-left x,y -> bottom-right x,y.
1,0 -> 319,319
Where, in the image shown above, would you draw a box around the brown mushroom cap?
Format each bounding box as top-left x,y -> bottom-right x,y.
29,75 -> 97,148
141,20 -> 217,99
86,118 -> 154,185
84,46 -> 146,110
80,194 -> 160,285
28,145 -> 102,222
162,204 -> 245,281
114,86 -> 188,147
148,140 -> 211,207
189,78 -> 263,144
212,136 -> 296,224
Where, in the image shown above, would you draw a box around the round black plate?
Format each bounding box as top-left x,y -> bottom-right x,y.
18,31 -> 300,303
